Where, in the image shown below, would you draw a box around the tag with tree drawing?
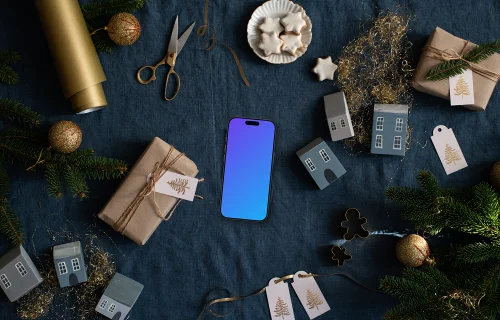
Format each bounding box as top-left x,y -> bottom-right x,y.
449,69 -> 474,106
146,171 -> 199,201
431,125 -> 468,175
291,271 -> 330,319
266,278 -> 295,320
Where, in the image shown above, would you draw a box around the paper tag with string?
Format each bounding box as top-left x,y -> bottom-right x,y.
291,271 -> 330,319
146,171 -> 199,201
266,278 -> 295,320
431,125 -> 467,175
449,69 -> 474,106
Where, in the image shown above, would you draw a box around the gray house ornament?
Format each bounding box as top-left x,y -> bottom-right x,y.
296,138 -> 346,190
0,245 -> 43,302
370,104 -> 409,157
53,241 -> 88,288
324,91 -> 354,142
96,272 -> 144,320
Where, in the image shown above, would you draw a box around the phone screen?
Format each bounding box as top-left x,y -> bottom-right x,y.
221,118 -> 275,221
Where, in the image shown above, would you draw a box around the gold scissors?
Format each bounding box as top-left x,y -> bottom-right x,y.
137,16 -> 195,101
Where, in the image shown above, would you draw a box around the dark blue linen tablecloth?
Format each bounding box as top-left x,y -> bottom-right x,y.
1,0 -> 500,319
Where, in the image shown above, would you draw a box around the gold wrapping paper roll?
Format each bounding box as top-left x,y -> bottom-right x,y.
36,0 -> 107,114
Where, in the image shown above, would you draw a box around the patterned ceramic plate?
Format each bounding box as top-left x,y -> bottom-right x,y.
247,0 -> 313,64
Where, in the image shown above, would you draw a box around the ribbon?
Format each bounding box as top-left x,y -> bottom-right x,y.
113,145 -> 203,234
197,272 -> 379,319
423,42 -> 500,82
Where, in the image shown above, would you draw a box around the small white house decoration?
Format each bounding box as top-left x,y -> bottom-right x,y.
0,245 -> 43,302
53,241 -> 88,288
370,104 -> 409,157
324,91 -> 354,142
95,273 -> 144,320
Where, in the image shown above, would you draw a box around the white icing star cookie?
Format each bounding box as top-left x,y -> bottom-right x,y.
280,12 -> 307,34
259,17 -> 284,35
280,33 -> 303,56
258,32 -> 284,56
312,56 -> 338,81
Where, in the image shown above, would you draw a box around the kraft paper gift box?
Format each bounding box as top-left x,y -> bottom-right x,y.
99,137 -> 198,245
412,27 -> 500,111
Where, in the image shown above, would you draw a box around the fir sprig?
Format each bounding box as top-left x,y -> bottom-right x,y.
427,40 -> 500,81
0,50 -> 21,85
0,163 -> 24,246
0,98 -> 41,128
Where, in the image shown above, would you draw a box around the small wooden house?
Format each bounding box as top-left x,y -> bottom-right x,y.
96,273 -> 144,320
0,245 -> 43,302
296,138 -> 346,190
370,104 -> 409,157
53,241 -> 87,288
324,92 -> 354,142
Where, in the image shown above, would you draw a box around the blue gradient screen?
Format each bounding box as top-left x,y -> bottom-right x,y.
221,118 -> 275,221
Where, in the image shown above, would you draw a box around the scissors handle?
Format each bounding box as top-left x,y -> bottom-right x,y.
164,66 -> 181,101
137,59 -> 166,85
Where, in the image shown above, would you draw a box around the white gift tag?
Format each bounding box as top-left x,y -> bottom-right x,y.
291,271 -> 330,319
431,125 -> 468,175
449,69 -> 474,106
266,278 -> 295,320
147,171 -> 199,201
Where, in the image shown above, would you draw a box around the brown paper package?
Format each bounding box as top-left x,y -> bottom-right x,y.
412,27 -> 500,111
99,137 -> 198,245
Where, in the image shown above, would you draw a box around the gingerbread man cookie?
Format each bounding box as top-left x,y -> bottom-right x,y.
259,17 -> 284,35
280,33 -> 303,56
280,12 -> 307,34
312,56 -> 338,81
258,32 -> 284,56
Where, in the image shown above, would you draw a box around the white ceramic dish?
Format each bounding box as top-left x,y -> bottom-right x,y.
247,0 -> 312,64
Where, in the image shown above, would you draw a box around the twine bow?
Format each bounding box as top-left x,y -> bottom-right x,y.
113,146 -> 203,234
423,41 -> 500,82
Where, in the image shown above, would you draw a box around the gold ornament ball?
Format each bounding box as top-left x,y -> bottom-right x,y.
396,234 -> 430,267
106,13 -> 141,46
48,120 -> 82,153
490,162 -> 500,190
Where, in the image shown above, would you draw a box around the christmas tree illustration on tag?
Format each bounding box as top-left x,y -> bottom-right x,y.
266,278 -> 295,320
291,271 -> 330,319
431,125 -> 467,175
146,171 -> 199,201
449,69 -> 474,106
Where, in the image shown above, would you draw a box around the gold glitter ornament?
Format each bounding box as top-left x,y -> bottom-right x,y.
396,234 -> 431,267
48,120 -> 82,153
106,13 -> 141,46
490,162 -> 500,190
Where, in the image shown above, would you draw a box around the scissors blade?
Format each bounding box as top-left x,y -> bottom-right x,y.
167,16 -> 179,54
176,22 -> 196,55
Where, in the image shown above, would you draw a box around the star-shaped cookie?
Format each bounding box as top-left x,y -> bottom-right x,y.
280,33 -> 303,56
258,32 -> 284,56
280,12 -> 307,34
258,17 -> 284,35
312,56 -> 338,81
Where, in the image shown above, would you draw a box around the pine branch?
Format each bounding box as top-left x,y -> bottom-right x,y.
427,40 -> 500,81
0,98 -> 41,128
0,163 -> 24,246
45,164 -> 63,198
457,243 -> 500,263
0,50 -> 21,65
81,0 -> 146,21
0,65 -> 19,85
63,165 -> 89,199
0,128 -> 45,165
90,31 -> 116,54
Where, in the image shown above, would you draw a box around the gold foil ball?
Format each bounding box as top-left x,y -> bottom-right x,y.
106,13 -> 141,46
490,162 -> 500,190
48,120 -> 82,153
396,234 -> 430,267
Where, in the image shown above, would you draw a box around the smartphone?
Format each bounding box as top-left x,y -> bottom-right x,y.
221,117 -> 276,221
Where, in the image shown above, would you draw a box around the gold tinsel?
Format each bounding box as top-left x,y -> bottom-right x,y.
17,234 -> 116,320
337,11 -> 414,151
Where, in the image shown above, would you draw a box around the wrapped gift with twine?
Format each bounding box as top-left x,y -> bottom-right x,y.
412,27 -> 500,111
99,137 -> 201,245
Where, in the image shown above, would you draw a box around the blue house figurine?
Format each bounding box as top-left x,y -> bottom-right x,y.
296,138 -> 346,190
324,91 -> 354,142
0,245 -> 43,302
96,273 -> 144,320
370,104 -> 409,157
53,241 -> 87,288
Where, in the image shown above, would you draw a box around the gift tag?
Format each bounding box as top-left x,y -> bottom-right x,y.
291,271 -> 330,319
266,278 -> 295,320
449,69 -> 474,106
147,171 -> 199,201
431,125 -> 468,175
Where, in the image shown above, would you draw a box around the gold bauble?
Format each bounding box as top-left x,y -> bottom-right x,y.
490,162 -> 500,190
396,234 -> 430,267
48,120 -> 82,154
106,13 -> 141,46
